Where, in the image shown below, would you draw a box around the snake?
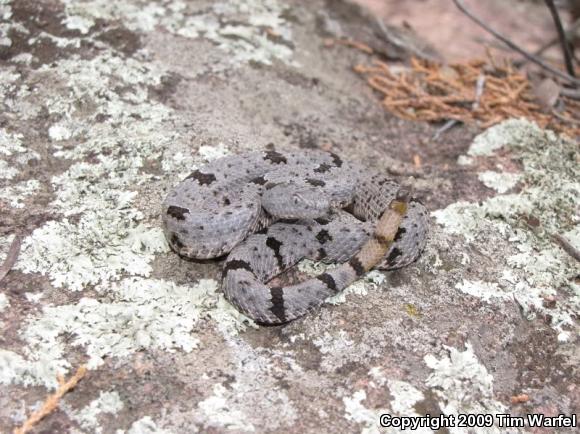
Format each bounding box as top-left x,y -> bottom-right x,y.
162,149 -> 428,324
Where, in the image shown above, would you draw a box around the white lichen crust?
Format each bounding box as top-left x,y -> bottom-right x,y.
434,119 -> 579,341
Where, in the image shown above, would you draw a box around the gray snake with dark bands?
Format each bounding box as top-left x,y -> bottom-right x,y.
162,150 -> 428,324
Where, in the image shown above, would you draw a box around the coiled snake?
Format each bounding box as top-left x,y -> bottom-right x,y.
162,150 -> 428,324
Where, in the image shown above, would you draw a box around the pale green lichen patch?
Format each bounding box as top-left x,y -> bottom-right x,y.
425,343 -> 506,432
467,118 -> 555,156
0,179 -> 41,208
122,416 -> 173,434
0,293 -> 9,313
61,0 -> 295,67
0,348 -> 68,389
18,213 -> 167,291
433,119 -> 579,341
197,383 -> 256,432
0,293 -> 9,329
1,278 -> 253,388
10,51 -> 176,290
387,380 -> 426,417
0,129 -> 25,156
190,338 -> 297,431
313,330 -> 354,356
0,128 -> 40,180
168,0 -> 296,67
0,160 -> 19,180
343,390 -> 382,434
0,68 -> 20,100
63,390 -> 124,434
455,280 -> 513,303
0,0 -> 13,47
343,373 -> 429,434
478,171 -> 520,194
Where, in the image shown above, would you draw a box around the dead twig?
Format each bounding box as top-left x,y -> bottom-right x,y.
543,0 -> 576,78
375,18 -> 439,62
433,119 -> 459,140
551,109 -> 580,125
13,365 -> 87,434
551,233 -> 580,262
511,393 -> 530,404
560,87 -> 580,99
324,38 -> 373,54
0,235 -> 22,283
452,0 -> 580,86
516,17 -> 580,68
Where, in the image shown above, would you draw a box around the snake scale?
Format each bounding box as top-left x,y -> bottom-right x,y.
162,149 -> 428,324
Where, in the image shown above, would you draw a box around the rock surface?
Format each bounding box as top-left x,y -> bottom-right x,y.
0,1 -> 578,433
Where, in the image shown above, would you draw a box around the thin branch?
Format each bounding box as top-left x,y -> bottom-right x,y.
551,233 -> 580,262
13,365 -> 87,434
516,17 -> 580,67
472,74 -> 486,110
432,119 -> 459,140
375,17 -> 440,62
544,0 -> 576,77
560,87 -> 580,99
551,109 -> 580,125
0,235 -> 21,283
452,0 -> 580,86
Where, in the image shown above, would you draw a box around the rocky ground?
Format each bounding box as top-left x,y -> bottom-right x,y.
0,1 -> 578,433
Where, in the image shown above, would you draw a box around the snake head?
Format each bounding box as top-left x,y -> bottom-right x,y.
262,183 -> 333,219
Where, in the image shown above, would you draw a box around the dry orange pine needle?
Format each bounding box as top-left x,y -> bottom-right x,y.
413,154 -> 422,168
14,365 -> 87,434
510,393 -> 530,404
355,56 -> 579,137
324,38 -> 374,54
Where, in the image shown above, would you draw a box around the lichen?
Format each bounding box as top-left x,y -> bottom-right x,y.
0,128 -> 39,181
478,171 -> 520,194
181,338 -> 297,431
467,117 -> 556,156
196,384 -> 256,432
18,213 -> 168,291
60,0 -> 295,68
0,129 -> 26,156
343,390 -> 382,434
313,330 -> 354,356
424,342 -> 506,433
0,179 -> 41,208
0,293 -> 9,329
0,0 -> 13,47
0,160 -> 18,180
1,278 -> 253,388
455,279 -> 513,303
387,380 -> 425,416
343,374 -> 429,434
433,119 -> 579,341
0,293 -> 9,312
0,348 -> 68,389
121,416 -> 173,434
63,390 -> 124,434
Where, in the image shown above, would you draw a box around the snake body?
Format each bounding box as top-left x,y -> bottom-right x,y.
162,150 -> 428,324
